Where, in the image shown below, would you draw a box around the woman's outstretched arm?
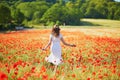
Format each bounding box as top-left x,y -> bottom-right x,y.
61,37 -> 76,47
42,37 -> 52,50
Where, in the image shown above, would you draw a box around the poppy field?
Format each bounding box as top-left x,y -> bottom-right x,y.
0,29 -> 120,80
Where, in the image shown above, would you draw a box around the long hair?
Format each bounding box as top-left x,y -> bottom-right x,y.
51,25 -> 60,37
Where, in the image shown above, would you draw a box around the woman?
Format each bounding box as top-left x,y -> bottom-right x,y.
42,25 -> 76,72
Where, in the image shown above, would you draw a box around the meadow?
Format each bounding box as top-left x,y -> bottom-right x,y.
0,19 -> 120,80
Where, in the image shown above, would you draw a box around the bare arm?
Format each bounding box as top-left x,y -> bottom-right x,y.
42,37 -> 52,50
61,37 -> 76,47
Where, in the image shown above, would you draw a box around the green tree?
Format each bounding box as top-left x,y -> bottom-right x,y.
11,7 -> 25,24
65,1 -> 83,25
41,3 -> 65,25
66,8 -> 82,25
1,0 -> 120,26
80,3 -> 87,17
17,2 -> 34,20
41,1 -> 83,25
85,7 -> 100,18
107,2 -> 120,20
95,2 -> 108,18
74,0 -> 85,8
107,4 -> 116,19
46,0 -> 56,3
0,4 -> 11,24
114,8 -> 120,20
17,1 -> 49,21
0,4 -> 12,30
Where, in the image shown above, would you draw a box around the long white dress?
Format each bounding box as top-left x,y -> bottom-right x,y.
45,34 -> 63,65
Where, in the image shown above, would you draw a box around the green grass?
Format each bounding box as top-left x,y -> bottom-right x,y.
81,18 -> 120,28
30,19 -> 120,29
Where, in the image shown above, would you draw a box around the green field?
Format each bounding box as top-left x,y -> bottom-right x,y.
80,19 -> 120,28
31,19 -> 120,29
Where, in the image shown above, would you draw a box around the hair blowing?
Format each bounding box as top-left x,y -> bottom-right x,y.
51,25 -> 60,37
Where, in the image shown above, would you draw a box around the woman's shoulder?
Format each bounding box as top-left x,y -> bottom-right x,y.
59,34 -> 63,38
50,34 -> 63,38
50,34 -> 53,38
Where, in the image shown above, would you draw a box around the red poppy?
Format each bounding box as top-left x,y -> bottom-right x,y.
71,74 -> 76,78
87,78 -> 90,80
0,72 -> 8,80
42,74 -> 48,80
40,66 -> 46,72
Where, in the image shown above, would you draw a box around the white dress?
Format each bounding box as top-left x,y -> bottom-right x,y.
45,34 -> 63,65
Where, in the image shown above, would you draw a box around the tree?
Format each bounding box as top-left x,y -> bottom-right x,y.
74,0 -> 85,8
17,1 -> 49,21
41,3 -> 65,25
80,3 -> 87,17
64,8 -> 82,25
114,8 -> 120,20
95,2 -> 108,18
46,0 -> 56,3
1,0 -> 120,27
0,4 -> 12,30
65,1 -> 83,25
0,4 -> 11,24
11,7 -> 25,24
85,7 -> 100,18
17,2 -> 34,20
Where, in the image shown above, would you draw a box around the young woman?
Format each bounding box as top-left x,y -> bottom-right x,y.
42,25 -> 76,72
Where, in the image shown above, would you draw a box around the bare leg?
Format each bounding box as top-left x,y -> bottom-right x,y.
53,65 -> 57,75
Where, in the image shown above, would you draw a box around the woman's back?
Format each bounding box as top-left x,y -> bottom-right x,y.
50,34 -> 62,43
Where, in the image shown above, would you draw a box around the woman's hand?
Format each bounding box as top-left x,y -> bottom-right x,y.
42,48 -> 46,51
71,44 -> 76,47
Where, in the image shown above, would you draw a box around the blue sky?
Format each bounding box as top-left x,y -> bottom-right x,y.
114,0 -> 120,2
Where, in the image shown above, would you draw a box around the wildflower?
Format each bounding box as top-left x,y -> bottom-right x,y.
71,74 -> 76,78
42,74 -> 48,80
40,66 -> 46,73
98,75 -> 103,79
0,72 -> 8,80
87,78 -> 90,80
92,72 -> 96,76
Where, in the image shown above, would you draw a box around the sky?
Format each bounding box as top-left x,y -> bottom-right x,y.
114,0 -> 120,2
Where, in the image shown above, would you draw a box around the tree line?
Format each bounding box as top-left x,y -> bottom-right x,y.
0,0 -> 120,30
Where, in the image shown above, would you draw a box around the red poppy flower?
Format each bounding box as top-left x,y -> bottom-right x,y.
0,72 -> 8,80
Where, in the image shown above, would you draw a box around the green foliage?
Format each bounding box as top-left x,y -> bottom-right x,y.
0,0 -> 120,29
41,1 -> 83,25
46,0 -> 57,3
41,3 -> 65,25
11,7 -> 25,24
83,0 -> 120,20
17,1 -> 49,21
0,4 -> 11,24
107,2 -> 120,20
114,8 -> 120,20
0,4 -> 12,30
85,7 -> 100,18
